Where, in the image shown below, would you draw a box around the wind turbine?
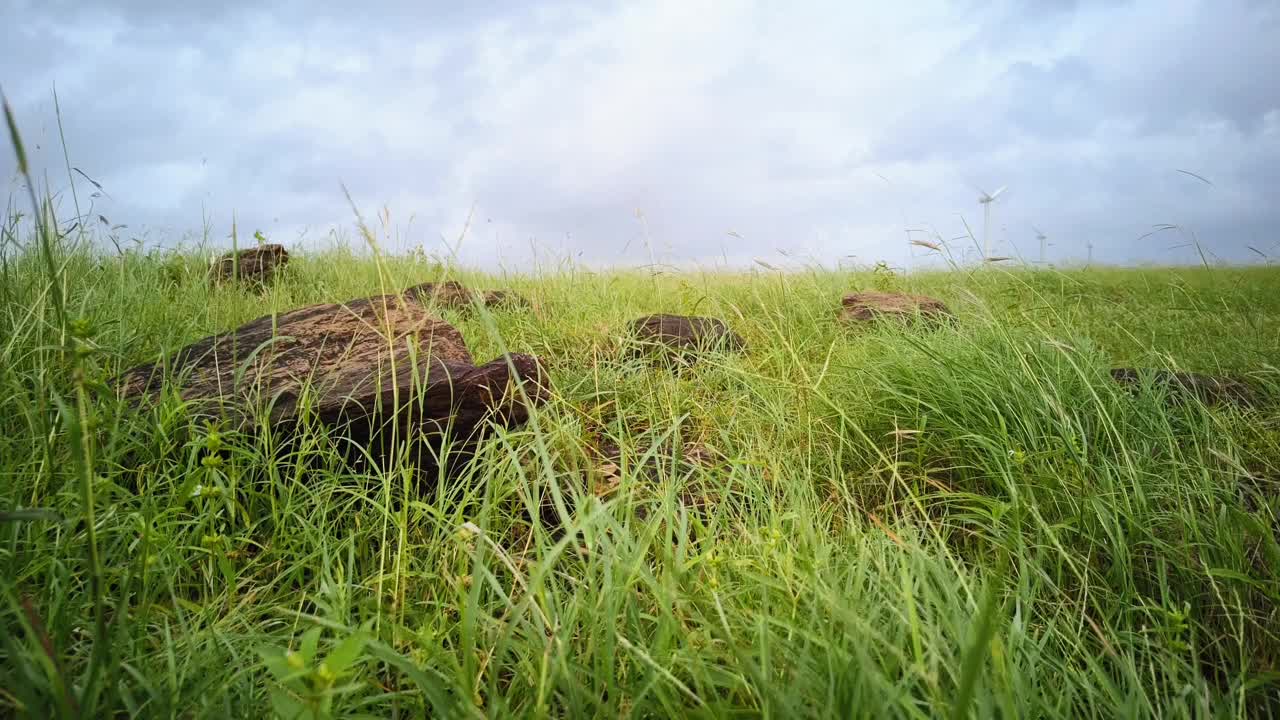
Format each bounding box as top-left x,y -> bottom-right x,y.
1032,225 -> 1050,264
976,185 -> 1007,260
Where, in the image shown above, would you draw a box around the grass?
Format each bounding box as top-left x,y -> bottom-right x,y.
3,108 -> 1280,718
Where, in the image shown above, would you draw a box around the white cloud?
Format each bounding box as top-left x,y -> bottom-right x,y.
2,0 -> 1277,268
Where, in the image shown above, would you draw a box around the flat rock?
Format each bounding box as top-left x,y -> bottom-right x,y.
403,281 -> 530,312
209,244 -> 289,288
1110,368 -> 1256,407
116,293 -> 551,470
839,291 -> 953,327
627,314 -> 746,363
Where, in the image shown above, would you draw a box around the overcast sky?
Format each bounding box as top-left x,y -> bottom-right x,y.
3,0 -> 1278,270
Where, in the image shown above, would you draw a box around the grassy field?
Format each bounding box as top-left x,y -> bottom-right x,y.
0,101 -> 1278,719
2,216 -> 1279,718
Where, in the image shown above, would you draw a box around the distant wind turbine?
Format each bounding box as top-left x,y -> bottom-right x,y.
976,185 -> 1007,260
1032,225 -> 1050,264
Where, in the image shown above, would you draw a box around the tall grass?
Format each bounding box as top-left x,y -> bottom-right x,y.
2,104 -> 1279,717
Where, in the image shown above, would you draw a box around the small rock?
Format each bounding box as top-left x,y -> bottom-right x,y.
115,293 -> 551,473
1110,368 -> 1256,407
402,280 -> 475,308
839,291 -> 953,327
403,281 -> 530,312
209,244 -> 289,288
627,314 -> 746,363
480,289 -> 531,310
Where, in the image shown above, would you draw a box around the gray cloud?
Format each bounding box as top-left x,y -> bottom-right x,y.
2,0 -> 1277,269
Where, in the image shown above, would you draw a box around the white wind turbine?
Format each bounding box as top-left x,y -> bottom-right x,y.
976,184 -> 1008,260
1033,225 -> 1050,264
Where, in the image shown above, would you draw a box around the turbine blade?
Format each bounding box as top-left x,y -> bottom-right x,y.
1175,169 -> 1214,186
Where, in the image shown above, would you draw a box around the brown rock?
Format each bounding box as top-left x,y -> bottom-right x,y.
209,244 -> 289,288
115,293 -> 551,472
480,289 -> 531,310
627,314 -> 746,363
839,291 -> 953,327
1110,368 -> 1256,407
403,280 -> 475,308
403,281 -> 530,312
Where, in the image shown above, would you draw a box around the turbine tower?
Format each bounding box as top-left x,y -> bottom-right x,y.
976,185 -> 1007,260
1033,225 -> 1049,264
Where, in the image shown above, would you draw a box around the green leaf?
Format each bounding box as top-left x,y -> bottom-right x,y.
951,565 -> 1007,720
299,626 -> 322,664
269,687 -> 309,720
2,91 -> 28,174
216,553 -> 237,593
257,647 -> 296,684
323,631 -> 368,676
365,640 -> 465,717
0,508 -> 63,523
1206,567 -> 1279,599
1234,509 -> 1280,570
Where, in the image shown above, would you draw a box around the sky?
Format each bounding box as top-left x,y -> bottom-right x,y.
2,0 -> 1278,270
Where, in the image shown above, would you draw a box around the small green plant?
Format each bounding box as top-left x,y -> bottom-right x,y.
257,626 -> 370,720
871,260 -> 902,292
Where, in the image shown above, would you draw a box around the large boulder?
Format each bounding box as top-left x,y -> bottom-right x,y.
209,244 -> 289,288
1110,368 -> 1256,408
115,293 -> 551,471
839,291 -> 953,327
403,281 -> 530,312
626,314 -> 746,364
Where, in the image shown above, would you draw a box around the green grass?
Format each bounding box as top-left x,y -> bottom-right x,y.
2,231 -> 1279,718
2,104 -> 1280,718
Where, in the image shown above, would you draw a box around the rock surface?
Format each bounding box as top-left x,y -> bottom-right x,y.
626,314 -> 746,362
1110,368 -> 1256,407
116,293 -> 551,470
403,281 -> 530,312
209,244 -> 289,288
839,291 -> 953,327
480,289 -> 531,310
402,280 -> 474,308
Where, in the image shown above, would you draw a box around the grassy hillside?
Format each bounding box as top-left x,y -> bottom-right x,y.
1,229 -> 1278,718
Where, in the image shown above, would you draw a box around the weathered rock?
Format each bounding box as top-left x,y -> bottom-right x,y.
115,293 -> 551,471
209,244 -> 289,288
626,314 -> 746,363
480,289 -> 531,310
1110,368 -> 1256,407
839,291 -> 953,327
403,280 -> 474,308
403,281 -> 530,312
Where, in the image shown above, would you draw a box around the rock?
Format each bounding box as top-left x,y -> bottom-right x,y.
403,281 -> 530,312
1109,368 -> 1256,407
115,293 -> 551,472
626,314 -> 746,363
209,244 -> 289,288
480,289 -> 531,310
839,291 -> 953,327
403,280 -> 475,308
